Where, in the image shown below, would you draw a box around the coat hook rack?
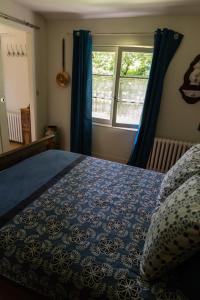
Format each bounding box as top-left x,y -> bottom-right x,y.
6,43 -> 27,57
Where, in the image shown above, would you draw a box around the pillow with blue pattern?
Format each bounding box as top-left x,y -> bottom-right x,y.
157,144 -> 200,203
140,174 -> 200,282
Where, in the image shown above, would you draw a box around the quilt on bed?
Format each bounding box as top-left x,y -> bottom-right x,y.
0,153 -> 164,299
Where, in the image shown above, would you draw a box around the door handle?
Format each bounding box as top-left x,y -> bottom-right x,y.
0,97 -> 5,103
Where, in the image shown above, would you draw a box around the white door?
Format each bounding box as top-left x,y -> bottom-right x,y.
0,38 -> 9,153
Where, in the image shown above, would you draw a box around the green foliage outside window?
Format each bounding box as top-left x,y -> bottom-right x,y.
92,51 -> 152,77
121,52 -> 152,77
92,52 -> 115,75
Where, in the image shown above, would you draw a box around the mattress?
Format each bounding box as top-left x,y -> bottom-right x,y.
0,150 -> 164,299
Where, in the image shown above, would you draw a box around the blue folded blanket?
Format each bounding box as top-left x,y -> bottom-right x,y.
0,150 -> 80,216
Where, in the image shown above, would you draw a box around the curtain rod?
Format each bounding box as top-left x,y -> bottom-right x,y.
67,32 -> 153,36
0,12 -> 40,30
92,32 -> 153,36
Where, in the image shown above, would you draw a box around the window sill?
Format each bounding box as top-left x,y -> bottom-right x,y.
92,122 -> 138,132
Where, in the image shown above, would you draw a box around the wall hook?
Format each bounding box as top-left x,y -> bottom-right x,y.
7,44 -> 11,56
20,45 -> 24,56
11,44 -> 15,56
16,44 -> 20,56
25,44 -> 27,56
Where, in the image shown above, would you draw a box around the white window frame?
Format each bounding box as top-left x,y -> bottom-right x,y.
92,46 -> 117,125
92,46 -> 153,129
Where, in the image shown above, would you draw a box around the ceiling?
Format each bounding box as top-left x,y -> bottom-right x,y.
13,0 -> 200,19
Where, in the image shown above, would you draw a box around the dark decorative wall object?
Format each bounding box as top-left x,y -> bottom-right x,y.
179,55 -> 200,104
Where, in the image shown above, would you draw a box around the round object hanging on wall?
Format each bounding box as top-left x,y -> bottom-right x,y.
56,38 -> 70,87
179,54 -> 200,104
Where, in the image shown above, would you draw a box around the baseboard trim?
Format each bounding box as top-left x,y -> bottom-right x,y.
92,152 -> 128,164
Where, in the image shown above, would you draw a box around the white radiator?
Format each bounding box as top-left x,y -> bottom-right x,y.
147,137 -> 194,173
7,111 -> 23,143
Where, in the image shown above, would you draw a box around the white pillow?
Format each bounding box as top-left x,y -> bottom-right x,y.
140,175 -> 200,281
157,144 -> 200,203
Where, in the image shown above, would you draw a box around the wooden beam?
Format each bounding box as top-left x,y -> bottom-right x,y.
0,135 -> 55,170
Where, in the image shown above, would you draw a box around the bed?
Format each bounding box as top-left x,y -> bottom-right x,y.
0,136 -> 164,299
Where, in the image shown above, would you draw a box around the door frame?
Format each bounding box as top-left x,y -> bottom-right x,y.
0,18 -> 37,142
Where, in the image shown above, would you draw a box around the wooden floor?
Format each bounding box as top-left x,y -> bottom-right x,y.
9,142 -> 23,151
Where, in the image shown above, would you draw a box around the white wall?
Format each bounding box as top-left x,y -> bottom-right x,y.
0,0 -> 48,138
92,124 -> 135,163
0,25 -> 30,112
0,40 -> 4,98
47,16 -> 200,162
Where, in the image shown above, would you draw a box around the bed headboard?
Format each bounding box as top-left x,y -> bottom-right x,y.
0,135 -> 55,171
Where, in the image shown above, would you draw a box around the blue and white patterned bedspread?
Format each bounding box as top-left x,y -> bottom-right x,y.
0,154 -> 164,299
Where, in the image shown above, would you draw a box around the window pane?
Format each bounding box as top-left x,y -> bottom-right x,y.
93,51 -> 116,75
93,75 -> 114,100
92,98 -> 112,120
116,50 -> 152,126
92,51 -> 116,121
118,77 -> 148,103
92,75 -> 114,120
120,52 -> 152,77
116,102 -> 143,125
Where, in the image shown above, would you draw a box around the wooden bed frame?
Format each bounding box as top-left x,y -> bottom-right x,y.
0,135 -> 55,171
0,135 -> 55,299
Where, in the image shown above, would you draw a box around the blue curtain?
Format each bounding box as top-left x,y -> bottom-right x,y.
128,28 -> 183,168
70,30 -> 92,155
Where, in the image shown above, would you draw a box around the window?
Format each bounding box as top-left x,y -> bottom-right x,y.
92,47 -> 153,128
